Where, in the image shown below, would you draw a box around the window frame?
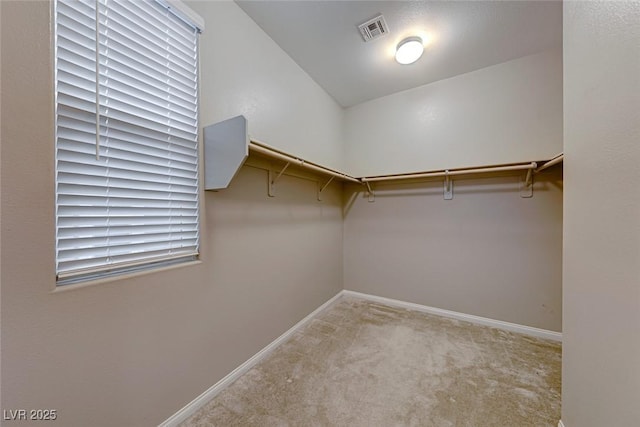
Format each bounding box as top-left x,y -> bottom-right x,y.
53,0 -> 204,285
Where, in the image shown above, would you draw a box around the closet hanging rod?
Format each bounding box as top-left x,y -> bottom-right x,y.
360,162 -> 538,183
248,141 -> 362,184
534,153 -> 564,173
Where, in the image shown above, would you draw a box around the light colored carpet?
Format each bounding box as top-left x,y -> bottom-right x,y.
180,297 -> 561,426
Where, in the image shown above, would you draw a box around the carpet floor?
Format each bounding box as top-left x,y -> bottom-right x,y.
180,297 -> 561,427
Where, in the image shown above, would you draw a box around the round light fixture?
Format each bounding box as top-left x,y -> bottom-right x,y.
395,36 -> 424,65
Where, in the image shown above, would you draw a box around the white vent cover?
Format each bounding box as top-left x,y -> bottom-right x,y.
358,14 -> 389,42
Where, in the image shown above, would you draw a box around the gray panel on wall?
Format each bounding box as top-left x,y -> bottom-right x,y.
203,115 -> 248,190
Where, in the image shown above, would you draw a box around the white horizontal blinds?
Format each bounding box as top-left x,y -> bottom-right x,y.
55,0 -> 200,280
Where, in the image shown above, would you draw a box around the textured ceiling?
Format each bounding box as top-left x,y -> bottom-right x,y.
236,1 -> 562,107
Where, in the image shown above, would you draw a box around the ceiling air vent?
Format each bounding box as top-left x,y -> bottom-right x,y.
358,14 -> 389,42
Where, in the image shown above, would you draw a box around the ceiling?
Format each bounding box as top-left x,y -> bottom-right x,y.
235,1 -> 562,108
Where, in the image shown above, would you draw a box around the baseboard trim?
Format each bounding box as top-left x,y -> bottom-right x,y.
342,290 -> 562,342
558,420 -> 565,427
158,290 -> 344,427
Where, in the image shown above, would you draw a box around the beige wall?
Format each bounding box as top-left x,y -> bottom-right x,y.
344,48 -> 563,177
1,1 -> 566,425
189,0 -> 346,172
344,168 -> 563,332
562,1 -> 640,426
0,1 -> 343,426
0,0 -> 3,411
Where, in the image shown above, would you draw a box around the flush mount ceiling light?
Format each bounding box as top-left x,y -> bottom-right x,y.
395,36 -> 424,65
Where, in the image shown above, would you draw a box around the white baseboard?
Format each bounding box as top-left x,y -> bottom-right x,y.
558,420 -> 565,427
158,290 -> 343,427
160,289 -> 561,426
342,290 -> 562,342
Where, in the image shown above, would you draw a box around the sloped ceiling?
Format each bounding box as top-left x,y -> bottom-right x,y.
236,1 -> 562,107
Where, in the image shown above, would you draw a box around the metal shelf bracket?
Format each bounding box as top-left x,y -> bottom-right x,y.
365,181 -> 375,202
444,170 -> 454,200
519,164 -> 536,198
317,176 -> 335,201
268,162 -> 290,197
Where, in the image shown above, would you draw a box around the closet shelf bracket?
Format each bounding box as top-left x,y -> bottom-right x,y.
519,163 -> 537,198
364,180 -> 375,202
268,162 -> 290,197
317,176 -> 335,201
444,170 -> 454,200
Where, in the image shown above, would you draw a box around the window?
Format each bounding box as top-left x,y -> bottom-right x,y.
55,0 -> 203,284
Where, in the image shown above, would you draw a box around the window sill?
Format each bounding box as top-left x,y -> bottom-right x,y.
51,259 -> 202,294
